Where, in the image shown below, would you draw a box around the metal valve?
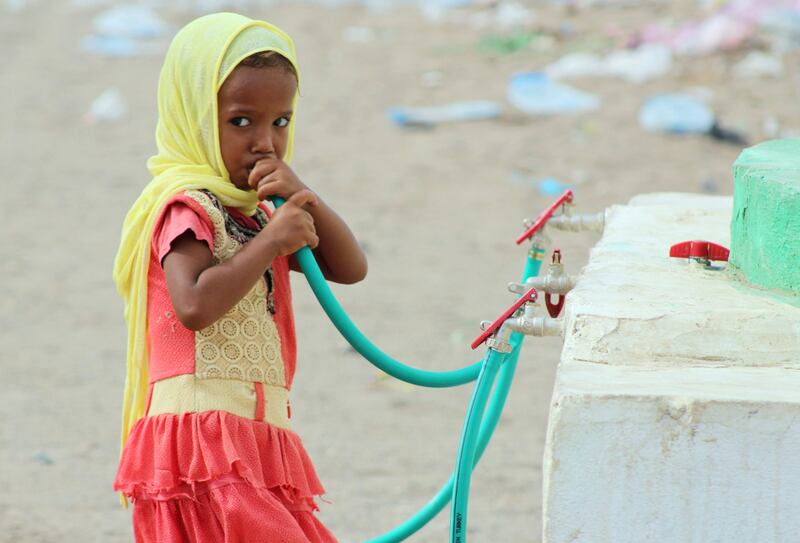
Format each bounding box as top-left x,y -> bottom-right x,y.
508,250 -> 576,318
471,288 -> 538,352
543,250 -> 566,318
516,190 -> 574,245
669,240 -> 729,269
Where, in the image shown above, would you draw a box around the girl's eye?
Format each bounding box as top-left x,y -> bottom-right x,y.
230,117 -> 251,127
274,117 -> 290,128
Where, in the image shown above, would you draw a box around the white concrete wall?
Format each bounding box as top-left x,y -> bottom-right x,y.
543,193 -> 800,543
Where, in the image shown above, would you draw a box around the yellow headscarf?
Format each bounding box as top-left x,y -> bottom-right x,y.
112,13 -> 299,503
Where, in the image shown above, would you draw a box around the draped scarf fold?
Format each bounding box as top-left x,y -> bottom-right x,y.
112,13 -> 300,504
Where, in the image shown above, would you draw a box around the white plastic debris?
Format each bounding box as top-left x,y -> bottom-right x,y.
508,72 -> 600,115
419,0 -> 477,23
92,4 -> 169,39
387,100 -> 502,127
732,51 -> 785,78
545,45 -> 672,84
85,88 -> 128,124
639,94 -> 715,134
469,2 -> 536,29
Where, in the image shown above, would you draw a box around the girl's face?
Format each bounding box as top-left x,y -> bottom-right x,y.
217,64 -> 297,191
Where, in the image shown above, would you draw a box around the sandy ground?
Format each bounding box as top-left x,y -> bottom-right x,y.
0,0 -> 798,541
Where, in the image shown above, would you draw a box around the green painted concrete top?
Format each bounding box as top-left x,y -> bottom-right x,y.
730,139 -> 800,294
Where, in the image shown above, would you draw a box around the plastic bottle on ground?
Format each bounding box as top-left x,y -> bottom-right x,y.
639,94 -> 715,134
507,72 -> 600,115
387,101 -> 502,127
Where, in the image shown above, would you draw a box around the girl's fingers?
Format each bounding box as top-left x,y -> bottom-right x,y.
256,180 -> 279,201
255,175 -> 287,201
248,159 -> 279,188
288,189 -> 318,209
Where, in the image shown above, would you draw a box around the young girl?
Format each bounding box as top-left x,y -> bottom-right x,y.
112,13 -> 366,542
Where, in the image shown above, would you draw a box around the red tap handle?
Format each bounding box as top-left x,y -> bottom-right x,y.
516,190 -> 574,245
669,240 -> 729,262
471,288 -> 537,350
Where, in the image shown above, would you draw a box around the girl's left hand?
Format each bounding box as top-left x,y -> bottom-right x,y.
248,158 -> 312,204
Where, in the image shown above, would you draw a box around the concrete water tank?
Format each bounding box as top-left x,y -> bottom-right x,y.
542,139 -> 800,543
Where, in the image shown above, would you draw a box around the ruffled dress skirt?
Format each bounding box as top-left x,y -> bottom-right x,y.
114,411 -> 337,542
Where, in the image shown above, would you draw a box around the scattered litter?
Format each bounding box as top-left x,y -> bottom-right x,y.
538,177 -> 574,196
93,4 -> 169,39
732,51 -> 785,78
188,0 -> 276,13
640,93 -> 748,145
342,26 -> 376,43
675,14 -> 754,56
639,94 -> 715,134
759,7 -> 800,52
479,30 -> 545,55
421,0 -> 535,29
84,88 -> 128,124
387,100 -> 502,127
551,0 -> 664,6
82,4 -> 169,56
709,123 -> 749,146
419,0 -> 477,22
510,171 -> 576,195
469,2 -> 536,29
70,0 -> 115,8
638,15 -> 750,56
32,452 -> 54,465
81,34 -> 154,57
637,0 -> 800,56
545,44 -> 672,84
507,72 -> 600,115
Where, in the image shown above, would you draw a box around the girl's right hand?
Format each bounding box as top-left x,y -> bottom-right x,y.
261,189 -> 319,255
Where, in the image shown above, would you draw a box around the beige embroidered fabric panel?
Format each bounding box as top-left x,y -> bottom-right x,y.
184,191 -> 286,387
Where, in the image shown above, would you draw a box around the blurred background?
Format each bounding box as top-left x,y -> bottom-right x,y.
0,0 -> 797,541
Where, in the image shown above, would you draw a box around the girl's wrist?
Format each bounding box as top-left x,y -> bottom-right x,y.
251,229 -> 282,263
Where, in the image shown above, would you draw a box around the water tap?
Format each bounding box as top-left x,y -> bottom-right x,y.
669,240 -> 729,270
471,288 -> 538,352
509,250 -> 576,317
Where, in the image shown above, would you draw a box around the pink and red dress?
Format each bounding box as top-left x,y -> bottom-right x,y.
114,189 -> 337,543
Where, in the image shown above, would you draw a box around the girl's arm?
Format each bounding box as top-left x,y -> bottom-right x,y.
289,197 -> 367,284
249,158 -> 367,284
163,190 -> 319,330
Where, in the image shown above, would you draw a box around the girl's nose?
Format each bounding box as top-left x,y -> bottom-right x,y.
251,129 -> 275,155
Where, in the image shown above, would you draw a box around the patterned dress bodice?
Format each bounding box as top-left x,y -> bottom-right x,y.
184,190 -> 286,387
